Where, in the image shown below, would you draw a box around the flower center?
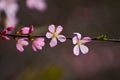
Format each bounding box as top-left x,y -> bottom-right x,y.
77,40 -> 83,46
52,32 -> 58,38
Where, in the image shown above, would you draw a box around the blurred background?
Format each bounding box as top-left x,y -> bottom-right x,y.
0,0 -> 120,80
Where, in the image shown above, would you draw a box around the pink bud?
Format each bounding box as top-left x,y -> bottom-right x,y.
1,30 -> 8,35
6,26 -> 15,31
29,25 -> 34,33
2,36 -> 10,40
20,27 -> 30,34
20,26 -> 34,34
32,37 -> 45,51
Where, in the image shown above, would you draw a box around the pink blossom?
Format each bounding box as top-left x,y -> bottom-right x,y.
46,24 -> 66,47
26,0 -> 47,11
19,25 -> 34,34
5,17 -> 18,28
16,38 -> 29,52
32,38 -> 45,51
0,0 -> 18,27
72,33 -> 91,56
6,26 -> 14,31
0,26 -> 14,40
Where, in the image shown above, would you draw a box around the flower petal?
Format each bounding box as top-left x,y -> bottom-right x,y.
57,35 -> 66,42
2,36 -> 10,40
0,2 -> 5,10
1,29 -> 8,35
80,45 -> 89,54
21,40 -> 29,46
56,25 -> 63,34
74,32 -> 81,39
26,0 -> 35,9
35,1 -> 46,11
36,37 -> 45,42
35,44 -> 42,50
50,38 -> 57,47
20,27 -> 30,34
46,32 -> 52,39
34,41 -> 42,50
72,36 -> 78,44
32,44 -> 37,52
37,38 -> 45,46
48,24 -> 55,33
6,26 -> 15,31
29,25 -> 34,33
82,37 -> 92,43
16,44 -> 24,52
73,45 -> 80,56
32,37 -> 45,51
5,17 -> 18,28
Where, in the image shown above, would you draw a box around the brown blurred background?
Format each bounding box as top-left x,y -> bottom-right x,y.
0,0 -> 120,80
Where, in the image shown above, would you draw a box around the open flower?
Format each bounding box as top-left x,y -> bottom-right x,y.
19,25 -> 34,34
46,24 -> 66,47
32,38 -> 45,51
16,38 -> 29,52
0,26 -> 14,40
0,0 -> 18,28
26,0 -> 47,12
0,0 -> 18,17
72,33 -> 91,56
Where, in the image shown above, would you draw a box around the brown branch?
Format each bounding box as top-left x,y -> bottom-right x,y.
6,33 -> 120,43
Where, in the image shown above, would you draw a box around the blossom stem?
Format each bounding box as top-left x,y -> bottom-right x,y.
92,38 -> 120,43
6,34 -> 45,38
6,34 -> 120,43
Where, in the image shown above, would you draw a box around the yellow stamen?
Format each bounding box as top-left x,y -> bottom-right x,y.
52,32 -> 58,38
77,40 -> 83,46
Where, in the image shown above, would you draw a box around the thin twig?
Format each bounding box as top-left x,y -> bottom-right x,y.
92,38 -> 120,43
6,34 -> 120,43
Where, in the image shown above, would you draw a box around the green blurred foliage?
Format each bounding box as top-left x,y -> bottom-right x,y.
18,66 -> 63,80
97,35 -> 108,40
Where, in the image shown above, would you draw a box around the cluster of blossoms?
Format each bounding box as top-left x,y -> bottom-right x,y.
0,24 -> 92,56
0,0 -> 47,28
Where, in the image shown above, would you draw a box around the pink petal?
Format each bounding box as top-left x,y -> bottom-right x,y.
16,44 -> 24,52
46,32 -> 52,39
35,1 -> 46,11
5,17 -> 18,28
57,35 -> 66,42
48,24 -> 55,33
0,2 -> 5,10
73,45 -> 80,56
35,44 -> 42,50
5,2 -> 18,18
36,37 -> 45,42
21,40 -> 29,46
82,37 -> 92,43
17,38 -> 29,46
1,30 -> 8,35
34,41 -> 43,49
39,41 -> 45,46
72,36 -> 78,44
32,38 -> 45,51
32,44 -> 37,52
80,45 -> 89,54
50,38 -> 57,47
2,36 -> 10,40
20,27 -> 30,34
74,32 -> 81,39
26,0 -> 35,9
56,25 -> 63,34
6,26 -> 15,31
29,25 -> 34,33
